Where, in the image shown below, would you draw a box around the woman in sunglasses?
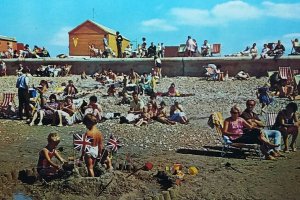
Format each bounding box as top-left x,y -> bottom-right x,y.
222,105 -> 279,160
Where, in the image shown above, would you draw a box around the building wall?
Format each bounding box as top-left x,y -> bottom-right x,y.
108,34 -> 130,56
0,40 -> 17,52
69,21 -> 130,56
3,56 -> 300,77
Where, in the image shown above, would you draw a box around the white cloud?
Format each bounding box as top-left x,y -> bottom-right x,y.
169,1 -> 299,27
263,1 -> 300,19
50,26 -> 72,46
212,1 -> 261,20
141,19 -> 177,32
283,33 -> 300,39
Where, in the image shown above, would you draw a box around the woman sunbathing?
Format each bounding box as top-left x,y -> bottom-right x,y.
222,105 -> 279,160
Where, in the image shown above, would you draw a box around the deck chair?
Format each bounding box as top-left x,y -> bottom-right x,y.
0,93 -> 17,118
210,44 -> 221,57
265,112 -> 295,148
279,67 -> 294,85
265,112 -> 277,130
177,44 -> 186,57
209,112 -> 262,158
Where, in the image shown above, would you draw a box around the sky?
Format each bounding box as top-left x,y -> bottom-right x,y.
1,0 -> 300,56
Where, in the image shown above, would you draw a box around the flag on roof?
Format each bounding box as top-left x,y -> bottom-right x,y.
73,133 -> 93,153
106,134 -> 122,152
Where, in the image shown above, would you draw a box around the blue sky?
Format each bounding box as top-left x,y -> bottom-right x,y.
1,0 -> 300,56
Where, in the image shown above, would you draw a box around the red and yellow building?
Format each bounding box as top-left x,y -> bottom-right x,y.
68,20 -> 130,56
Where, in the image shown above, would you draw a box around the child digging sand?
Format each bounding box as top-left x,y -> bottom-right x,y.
82,114 -> 112,177
37,133 -> 66,180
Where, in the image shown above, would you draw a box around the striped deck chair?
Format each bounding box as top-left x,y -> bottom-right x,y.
209,112 -> 263,158
0,93 -> 16,118
265,112 -> 277,130
279,67 -> 294,85
210,44 -> 221,57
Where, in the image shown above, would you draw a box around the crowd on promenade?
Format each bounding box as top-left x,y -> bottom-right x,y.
0,44 -> 50,59
1,33 -> 299,60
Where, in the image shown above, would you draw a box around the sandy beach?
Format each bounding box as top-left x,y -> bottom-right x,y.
0,75 -> 299,200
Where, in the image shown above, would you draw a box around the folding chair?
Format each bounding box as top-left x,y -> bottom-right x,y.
177,44 -> 186,57
209,112 -> 263,158
210,44 -> 221,57
265,112 -> 277,130
0,93 -> 17,118
279,67 -> 294,85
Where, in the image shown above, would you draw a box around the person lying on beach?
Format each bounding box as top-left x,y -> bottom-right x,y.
235,71 -> 250,80
222,105 -> 279,160
82,114 -> 112,177
37,133 -> 67,180
272,102 -> 299,152
154,101 -> 176,125
30,94 -> 60,126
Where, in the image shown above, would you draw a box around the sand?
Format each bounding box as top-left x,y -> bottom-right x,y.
0,75 -> 299,200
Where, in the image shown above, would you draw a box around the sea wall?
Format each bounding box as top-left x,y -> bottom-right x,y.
3,56 -> 300,77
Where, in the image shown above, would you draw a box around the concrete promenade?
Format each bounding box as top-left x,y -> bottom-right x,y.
3,56 -> 300,77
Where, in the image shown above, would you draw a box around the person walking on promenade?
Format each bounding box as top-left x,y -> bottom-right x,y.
16,67 -> 31,120
116,31 -> 123,58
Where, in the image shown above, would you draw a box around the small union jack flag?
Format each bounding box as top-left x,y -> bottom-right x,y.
73,133 -> 93,153
106,134 -> 122,152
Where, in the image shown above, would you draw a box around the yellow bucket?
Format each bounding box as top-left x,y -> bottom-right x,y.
188,166 -> 199,175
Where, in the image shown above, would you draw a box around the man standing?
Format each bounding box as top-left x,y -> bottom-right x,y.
116,31 -> 123,58
240,99 -> 282,158
186,36 -> 196,57
0,60 -> 6,76
16,67 -> 31,120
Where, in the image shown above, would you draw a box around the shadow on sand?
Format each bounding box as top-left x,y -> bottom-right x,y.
176,145 -> 248,159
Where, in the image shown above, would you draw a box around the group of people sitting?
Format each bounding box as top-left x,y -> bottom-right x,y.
222,100 -> 299,160
226,40 -> 288,59
121,92 -> 188,126
0,44 -> 50,59
35,64 -> 72,77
